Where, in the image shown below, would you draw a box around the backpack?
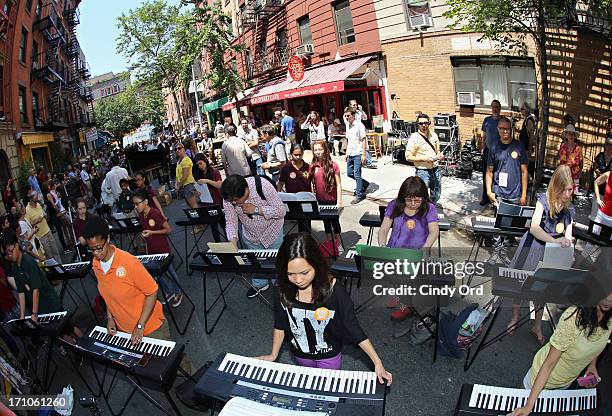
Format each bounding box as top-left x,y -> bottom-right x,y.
244,174 -> 275,200
438,303 -> 479,358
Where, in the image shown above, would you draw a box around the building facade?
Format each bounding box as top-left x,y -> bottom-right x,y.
375,0 -> 611,170
89,71 -> 130,103
194,0 -> 389,128
0,0 -> 94,206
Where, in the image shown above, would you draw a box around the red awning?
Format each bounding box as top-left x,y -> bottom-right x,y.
222,56 -> 372,110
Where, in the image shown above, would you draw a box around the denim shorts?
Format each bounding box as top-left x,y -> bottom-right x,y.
181,183 -> 198,200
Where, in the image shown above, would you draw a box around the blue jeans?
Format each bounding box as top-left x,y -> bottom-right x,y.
416,167 -> 441,203
159,263 -> 181,295
347,155 -> 369,199
365,150 -> 372,166
243,231 -> 284,288
254,158 -> 265,176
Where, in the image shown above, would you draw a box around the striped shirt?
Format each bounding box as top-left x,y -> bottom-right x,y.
223,177 -> 285,247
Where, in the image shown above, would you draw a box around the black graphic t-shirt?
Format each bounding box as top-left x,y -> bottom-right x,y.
273,282 -> 367,360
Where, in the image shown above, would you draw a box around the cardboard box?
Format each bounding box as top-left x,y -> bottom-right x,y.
157,185 -> 167,195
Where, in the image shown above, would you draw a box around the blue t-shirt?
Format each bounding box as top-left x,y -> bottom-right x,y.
482,116 -> 500,152
487,140 -> 528,200
281,115 -> 294,137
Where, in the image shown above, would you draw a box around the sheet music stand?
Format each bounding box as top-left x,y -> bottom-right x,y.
494,201 -> 536,232
178,205 -> 226,275
283,200 -> 341,258
112,217 -> 143,253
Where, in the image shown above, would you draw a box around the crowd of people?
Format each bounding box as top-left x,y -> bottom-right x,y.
0,99 -> 610,416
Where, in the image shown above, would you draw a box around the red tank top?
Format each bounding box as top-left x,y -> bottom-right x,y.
602,173 -> 612,216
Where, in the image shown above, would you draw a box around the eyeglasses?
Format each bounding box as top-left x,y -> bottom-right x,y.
405,197 -> 423,204
292,153 -> 303,158
88,240 -> 107,254
499,127 -> 512,132
418,122 -> 431,126
135,177 -> 144,182
133,199 -> 146,207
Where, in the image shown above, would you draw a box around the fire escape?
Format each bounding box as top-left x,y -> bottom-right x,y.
241,0 -> 285,78
31,4 -> 68,131
64,4 -> 95,128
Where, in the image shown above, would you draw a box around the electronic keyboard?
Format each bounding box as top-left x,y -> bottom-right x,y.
471,216 -> 526,237
191,249 -> 278,275
359,209 -> 451,231
454,383 -> 599,415
6,311 -> 71,337
41,261 -> 92,280
195,353 -> 386,416
136,253 -> 173,275
73,326 -> 184,387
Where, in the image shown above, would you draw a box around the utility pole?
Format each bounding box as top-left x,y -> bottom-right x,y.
191,60 -> 203,127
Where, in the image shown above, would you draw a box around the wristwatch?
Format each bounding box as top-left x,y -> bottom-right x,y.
254,206 -> 260,215
136,323 -> 144,330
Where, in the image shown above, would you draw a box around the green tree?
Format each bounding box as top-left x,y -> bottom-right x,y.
444,0 -> 611,197
116,0 -> 188,127
94,87 -> 147,139
178,0 -> 246,102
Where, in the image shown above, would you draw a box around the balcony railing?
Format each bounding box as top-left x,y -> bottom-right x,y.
569,4 -> 611,34
0,7 -> 9,39
274,45 -> 289,66
34,6 -> 67,45
63,6 -> 80,27
31,51 -> 65,85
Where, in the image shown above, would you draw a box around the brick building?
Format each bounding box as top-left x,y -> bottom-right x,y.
193,0 -> 389,128
0,0 -> 94,207
89,71 -> 130,103
374,0 -> 611,171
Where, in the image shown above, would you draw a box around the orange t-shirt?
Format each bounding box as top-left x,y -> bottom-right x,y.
92,247 -> 164,335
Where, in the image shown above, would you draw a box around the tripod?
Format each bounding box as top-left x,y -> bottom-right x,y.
60,184 -> 83,260
80,396 -> 103,416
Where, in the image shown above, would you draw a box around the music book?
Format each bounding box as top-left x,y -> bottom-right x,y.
194,182 -> 214,204
279,192 -> 317,213
218,397 -> 326,416
207,242 -> 238,253
541,243 -> 574,270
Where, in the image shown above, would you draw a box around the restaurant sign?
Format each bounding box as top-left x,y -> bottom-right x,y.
248,81 -> 345,106
287,56 -> 305,82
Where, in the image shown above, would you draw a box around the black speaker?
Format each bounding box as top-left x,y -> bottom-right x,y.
434,113 -> 457,127
391,119 -> 405,132
435,127 -> 455,142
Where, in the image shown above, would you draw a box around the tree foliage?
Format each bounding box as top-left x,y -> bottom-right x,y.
178,0 -> 247,101
94,86 -> 163,139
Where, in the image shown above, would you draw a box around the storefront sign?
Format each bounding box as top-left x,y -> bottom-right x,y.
287,56 -> 305,82
248,81 -> 345,106
86,127 -> 98,143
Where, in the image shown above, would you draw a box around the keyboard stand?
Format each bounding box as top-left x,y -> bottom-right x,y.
176,218 -> 227,276
16,333 -> 60,392
149,256 -> 195,336
463,297 -> 555,372
192,252 -> 274,334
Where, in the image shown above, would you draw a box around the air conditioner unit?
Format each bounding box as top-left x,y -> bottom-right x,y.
410,14 -> 434,30
296,43 -> 314,56
457,92 -> 480,106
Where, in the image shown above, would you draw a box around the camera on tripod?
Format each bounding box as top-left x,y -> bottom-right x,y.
79,395 -> 102,415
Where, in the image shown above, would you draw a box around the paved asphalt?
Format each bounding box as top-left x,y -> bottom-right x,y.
42,156 -> 610,416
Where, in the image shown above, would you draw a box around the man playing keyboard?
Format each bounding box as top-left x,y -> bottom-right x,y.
82,217 -> 169,344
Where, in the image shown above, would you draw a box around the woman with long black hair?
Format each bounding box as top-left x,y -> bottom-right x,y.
193,153 -> 224,241
257,233 -> 392,385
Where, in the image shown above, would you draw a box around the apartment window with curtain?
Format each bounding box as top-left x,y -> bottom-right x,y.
451,57 -> 537,110
333,1 -> 355,45
31,40 -> 39,68
297,15 -> 312,45
276,29 -> 288,65
18,86 -> 27,123
19,28 -> 28,63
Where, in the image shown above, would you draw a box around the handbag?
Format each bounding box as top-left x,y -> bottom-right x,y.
318,239 -> 339,259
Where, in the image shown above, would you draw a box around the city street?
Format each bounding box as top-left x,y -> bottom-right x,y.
49,157 -> 610,416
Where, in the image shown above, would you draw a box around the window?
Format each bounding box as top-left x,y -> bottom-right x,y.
19,28 -> 28,64
35,2 -> 41,20
3,2 -> 10,15
297,15 -> 312,45
333,1 -> 355,45
31,40 -> 39,68
245,49 -> 253,78
0,66 -> 4,107
25,0 -> 33,13
32,92 -> 40,122
18,86 -> 27,123
404,0 -> 432,29
276,29 -> 288,65
451,57 -> 537,109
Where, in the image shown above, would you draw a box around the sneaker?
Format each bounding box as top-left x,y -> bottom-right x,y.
351,197 -> 365,205
160,293 -> 175,305
171,293 -> 183,308
246,284 -> 270,298
63,249 -> 73,254
364,164 -> 378,169
390,304 -> 413,321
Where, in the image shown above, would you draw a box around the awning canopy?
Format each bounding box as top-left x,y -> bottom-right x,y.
222,56 -> 372,111
203,96 -> 229,112
21,132 -> 54,146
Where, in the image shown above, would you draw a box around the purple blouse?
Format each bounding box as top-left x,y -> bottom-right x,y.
384,200 -> 439,249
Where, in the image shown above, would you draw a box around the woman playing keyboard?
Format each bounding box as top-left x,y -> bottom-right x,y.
508,274 -> 612,416
506,165 -> 575,345
257,233 -> 392,386
377,176 -> 439,321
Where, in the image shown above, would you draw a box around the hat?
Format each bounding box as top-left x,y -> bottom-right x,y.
563,124 -> 578,135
